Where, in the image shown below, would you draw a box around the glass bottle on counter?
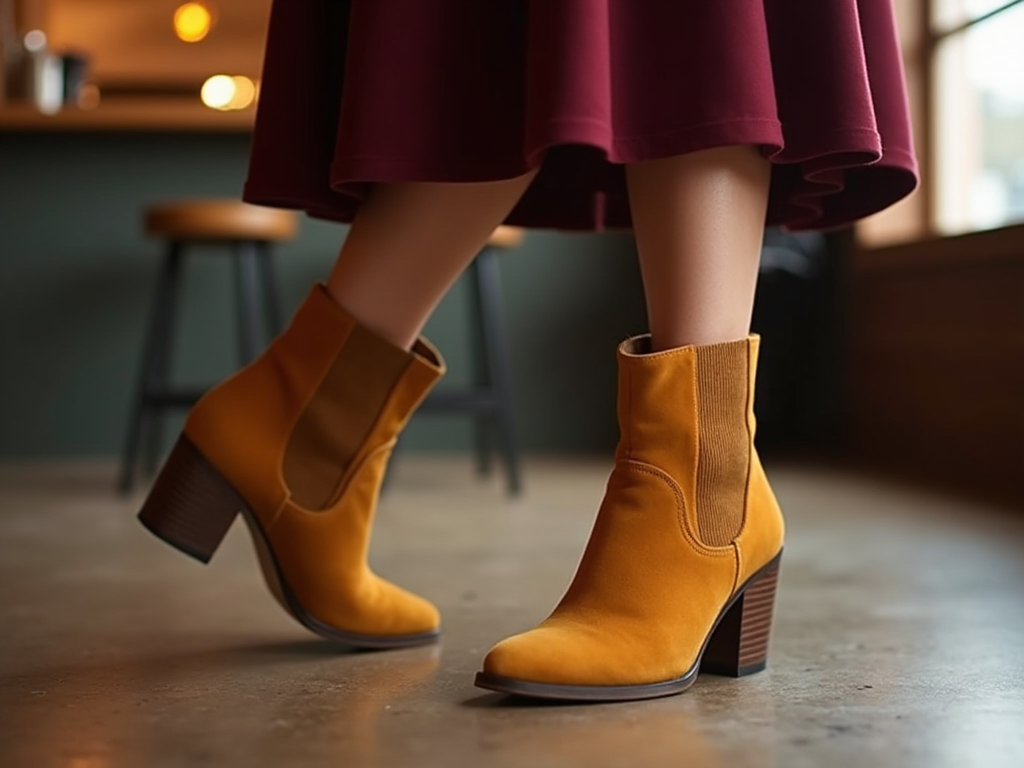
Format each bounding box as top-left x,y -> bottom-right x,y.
24,29 -> 63,113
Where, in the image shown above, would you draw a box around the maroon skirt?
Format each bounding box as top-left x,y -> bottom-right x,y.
243,0 -> 918,231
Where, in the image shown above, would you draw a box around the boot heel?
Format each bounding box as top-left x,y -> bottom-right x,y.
138,437 -> 243,564
702,555 -> 781,677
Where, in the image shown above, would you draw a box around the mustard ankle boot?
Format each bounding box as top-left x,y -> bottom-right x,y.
138,285 -> 446,648
476,334 -> 784,699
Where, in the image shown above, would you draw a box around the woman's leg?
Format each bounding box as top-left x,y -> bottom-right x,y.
476,146 -> 784,700
327,170 -> 538,350
138,170 -> 538,649
626,145 -> 771,349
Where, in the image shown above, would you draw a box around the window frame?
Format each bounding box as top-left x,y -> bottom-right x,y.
931,0 -> 1023,40
925,0 -> 1024,234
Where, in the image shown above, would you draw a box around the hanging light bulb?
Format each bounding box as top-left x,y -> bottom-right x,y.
174,3 -> 214,43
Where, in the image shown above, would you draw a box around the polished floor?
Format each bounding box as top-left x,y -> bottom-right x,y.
1,456 -> 1022,768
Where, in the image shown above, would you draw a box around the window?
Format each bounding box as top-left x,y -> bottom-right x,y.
932,0 -> 1024,234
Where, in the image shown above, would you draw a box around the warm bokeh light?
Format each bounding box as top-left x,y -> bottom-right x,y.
227,75 -> 256,109
174,3 -> 213,43
200,74 -> 235,109
200,75 -> 257,111
24,29 -> 47,51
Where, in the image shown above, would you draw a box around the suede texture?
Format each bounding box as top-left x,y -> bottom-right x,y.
481,334 -> 784,686
184,285 -> 445,638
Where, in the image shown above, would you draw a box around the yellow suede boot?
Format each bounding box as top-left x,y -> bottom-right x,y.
138,284 -> 445,648
476,334 -> 784,699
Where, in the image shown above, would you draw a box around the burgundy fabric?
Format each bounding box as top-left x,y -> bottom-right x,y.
243,0 -> 918,231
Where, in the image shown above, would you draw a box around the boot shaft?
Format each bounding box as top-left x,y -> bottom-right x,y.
280,301 -> 444,510
185,285 -> 445,513
614,335 -> 760,547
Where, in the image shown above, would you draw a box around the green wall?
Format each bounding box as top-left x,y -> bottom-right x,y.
0,132 -> 647,458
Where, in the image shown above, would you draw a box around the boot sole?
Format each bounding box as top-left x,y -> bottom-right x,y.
473,551 -> 782,701
138,436 -> 440,650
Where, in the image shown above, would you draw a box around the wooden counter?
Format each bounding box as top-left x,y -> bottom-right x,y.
0,100 -> 254,132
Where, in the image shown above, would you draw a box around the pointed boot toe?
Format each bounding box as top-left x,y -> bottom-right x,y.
304,573 -> 442,642
477,623 -> 676,698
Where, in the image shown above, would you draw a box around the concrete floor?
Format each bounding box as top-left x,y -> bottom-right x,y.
0,456 -> 1022,768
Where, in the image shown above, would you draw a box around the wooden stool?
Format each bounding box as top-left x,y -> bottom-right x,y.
118,200 -> 297,492
418,226 -> 525,496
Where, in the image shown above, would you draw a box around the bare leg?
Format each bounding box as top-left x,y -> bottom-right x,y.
626,146 -> 771,350
327,171 -> 538,350
477,146 -> 782,700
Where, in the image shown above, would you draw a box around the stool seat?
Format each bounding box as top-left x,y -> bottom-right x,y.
145,200 -> 297,242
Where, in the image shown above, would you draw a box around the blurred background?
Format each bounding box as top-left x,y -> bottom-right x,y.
1,4 -> 1022,766
0,0 -> 1021,506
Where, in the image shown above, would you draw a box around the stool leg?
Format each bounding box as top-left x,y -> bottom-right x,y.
142,241 -> 186,476
257,241 -> 283,337
234,240 -> 264,364
472,247 -> 522,496
468,258 -> 495,478
119,241 -> 184,492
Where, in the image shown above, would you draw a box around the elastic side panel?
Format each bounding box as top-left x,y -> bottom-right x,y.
694,340 -> 751,547
283,324 -> 411,510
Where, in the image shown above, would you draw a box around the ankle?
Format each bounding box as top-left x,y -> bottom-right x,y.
323,282 -> 422,351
